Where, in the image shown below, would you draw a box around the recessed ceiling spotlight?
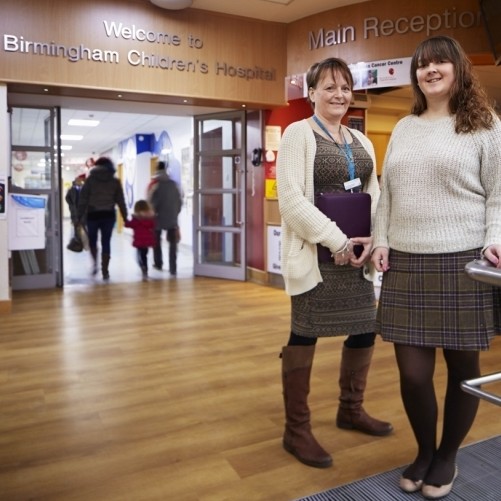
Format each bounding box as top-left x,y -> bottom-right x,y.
150,0 -> 193,10
60,135 -> 83,141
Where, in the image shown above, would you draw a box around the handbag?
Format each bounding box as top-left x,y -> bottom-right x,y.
464,258 -> 501,287
67,235 -> 83,252
76,223 -> 89,250
315,191 -> 371,262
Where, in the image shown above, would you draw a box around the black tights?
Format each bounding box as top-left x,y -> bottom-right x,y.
287,331 -> 376,349
394,344 -> 480,485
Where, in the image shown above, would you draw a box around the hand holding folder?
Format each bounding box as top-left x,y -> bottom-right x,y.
315,191 -> 371,262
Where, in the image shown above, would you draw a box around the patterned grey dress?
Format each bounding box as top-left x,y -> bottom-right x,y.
291,131 -> 377,338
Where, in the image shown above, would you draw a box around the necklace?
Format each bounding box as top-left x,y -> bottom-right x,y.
312,115 -> 355,180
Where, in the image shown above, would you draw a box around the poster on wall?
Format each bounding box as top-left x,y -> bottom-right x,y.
265,126 -> 281,152
265,162 -> 277,199
0,176 -> 6,220
8,194 -> 46,250
267,225 -> 282,274
349,57 -> 411,91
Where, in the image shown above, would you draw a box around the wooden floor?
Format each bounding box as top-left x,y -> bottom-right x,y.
1,276 -> 500,501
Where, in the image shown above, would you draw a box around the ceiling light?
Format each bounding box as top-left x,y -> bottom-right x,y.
68,119 -> 100,127
260,0 -> 294,4
150,0 -> 193,9
60,134 -> 83,141
61,145 -> 73,151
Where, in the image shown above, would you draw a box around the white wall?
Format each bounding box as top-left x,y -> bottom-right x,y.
0,84 -> 10,304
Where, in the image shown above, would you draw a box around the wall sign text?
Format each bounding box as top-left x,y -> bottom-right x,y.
2,19 -> 277,82
309,8 -> 481,50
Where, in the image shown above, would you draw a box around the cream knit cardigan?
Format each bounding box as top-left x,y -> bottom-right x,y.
373,114 -> 501,254
277,119 -> 380,296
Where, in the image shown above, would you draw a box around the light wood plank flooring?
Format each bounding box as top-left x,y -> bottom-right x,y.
1,277 -> 500,500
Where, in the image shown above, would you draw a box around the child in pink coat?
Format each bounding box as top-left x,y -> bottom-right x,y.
124,200 -> 156,280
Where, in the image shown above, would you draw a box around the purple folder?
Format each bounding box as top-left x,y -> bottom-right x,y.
315,191 -> 371,262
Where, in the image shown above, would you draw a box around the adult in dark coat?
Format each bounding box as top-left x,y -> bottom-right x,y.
65,173 -> 86,233
147,161 -> 182,275
78,157 -> 128,280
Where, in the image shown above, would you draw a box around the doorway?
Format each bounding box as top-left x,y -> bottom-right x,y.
57,109 -> 197,285
7,95 -> 244,288
193,110 -> 247,281
8,102 -> 199,287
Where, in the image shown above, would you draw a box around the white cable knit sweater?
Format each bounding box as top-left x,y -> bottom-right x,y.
277,119 -> 380,296
373,114 -> 501,253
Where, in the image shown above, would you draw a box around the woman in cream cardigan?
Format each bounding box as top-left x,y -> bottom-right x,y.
276,57 -> 392,469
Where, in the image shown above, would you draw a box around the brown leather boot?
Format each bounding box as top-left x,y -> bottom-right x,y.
281,345 -> 332,468
336,345 -> 393,436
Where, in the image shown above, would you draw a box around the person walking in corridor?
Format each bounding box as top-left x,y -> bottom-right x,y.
78,156 -> 128,280
148,160 -> 183,276
124,199 -> 156,280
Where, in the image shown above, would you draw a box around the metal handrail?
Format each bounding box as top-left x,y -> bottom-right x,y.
461,372 -> 501,406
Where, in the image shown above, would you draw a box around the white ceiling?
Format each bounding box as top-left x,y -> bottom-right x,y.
9,0 -> 501,175
9,94 -> 218,172
187,0 -> 369,23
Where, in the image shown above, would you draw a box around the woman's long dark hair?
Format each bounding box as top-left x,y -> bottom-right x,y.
410,35 -> 494,133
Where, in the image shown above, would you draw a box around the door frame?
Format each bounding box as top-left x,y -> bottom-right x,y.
10,105 -> 63,289
193,110 -> 246,281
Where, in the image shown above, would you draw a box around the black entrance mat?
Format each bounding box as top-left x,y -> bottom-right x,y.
296,435 -> 501,501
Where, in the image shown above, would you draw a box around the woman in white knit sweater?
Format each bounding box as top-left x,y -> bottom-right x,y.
372,36 -> 501,499
276,57 -> 392,470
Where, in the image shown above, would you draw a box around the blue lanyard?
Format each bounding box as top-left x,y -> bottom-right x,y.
312,115 -> 355,180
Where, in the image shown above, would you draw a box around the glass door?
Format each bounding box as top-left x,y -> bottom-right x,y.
193,110 -> 246,281
10,106 -> 62,289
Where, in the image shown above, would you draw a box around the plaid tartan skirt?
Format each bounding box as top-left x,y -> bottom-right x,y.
376,249 -> 501,350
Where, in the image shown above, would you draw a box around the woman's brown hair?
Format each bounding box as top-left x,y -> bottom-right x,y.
306,57 -> 354,110
410,35 -> 494,133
